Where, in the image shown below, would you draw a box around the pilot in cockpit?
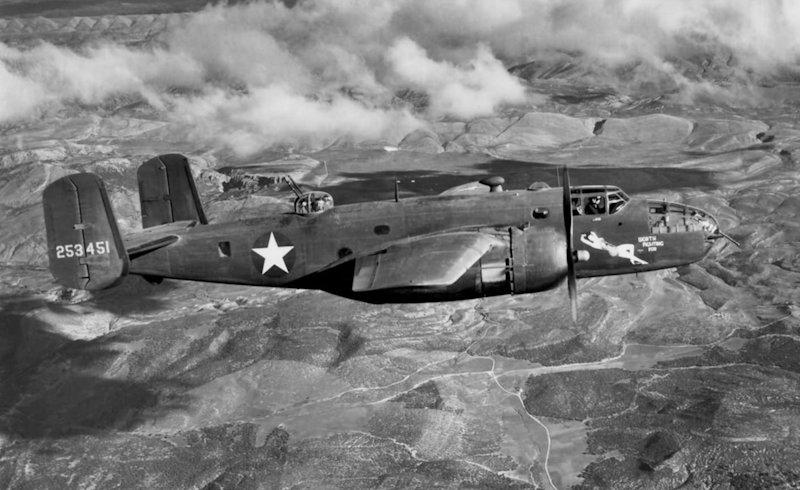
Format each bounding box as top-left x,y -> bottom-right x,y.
585,196 -> 606,215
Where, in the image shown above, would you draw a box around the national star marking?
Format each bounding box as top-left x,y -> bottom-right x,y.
252,232 -> 294,274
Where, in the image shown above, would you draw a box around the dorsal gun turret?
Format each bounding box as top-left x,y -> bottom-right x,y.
285,175 -> 334,215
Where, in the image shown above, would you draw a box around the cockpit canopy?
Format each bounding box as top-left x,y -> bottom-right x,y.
295,191 -> 334,215
570,186 -> 630,216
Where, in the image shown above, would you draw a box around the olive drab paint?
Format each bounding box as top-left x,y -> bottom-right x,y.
42,154 -> 729,309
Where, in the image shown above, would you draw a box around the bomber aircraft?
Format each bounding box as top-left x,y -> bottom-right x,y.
43,154 -> 732,321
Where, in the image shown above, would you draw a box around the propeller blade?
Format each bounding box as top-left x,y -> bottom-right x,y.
561,166 -> 578,323
568,266 -> 578,323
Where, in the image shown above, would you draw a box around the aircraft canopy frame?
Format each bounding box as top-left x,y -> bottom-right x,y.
570,186 -> 630,216
295,191 -> 334,215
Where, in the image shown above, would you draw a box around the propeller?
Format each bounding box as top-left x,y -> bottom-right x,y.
560,166 -> 579,323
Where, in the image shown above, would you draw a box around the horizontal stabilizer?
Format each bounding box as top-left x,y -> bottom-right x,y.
43,173 -> 129,290
124,220 -> 197,258
352,232 -> 503,292
138,154 -> 207,228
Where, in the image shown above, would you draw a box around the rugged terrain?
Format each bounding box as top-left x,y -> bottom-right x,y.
2,2 -> 800,489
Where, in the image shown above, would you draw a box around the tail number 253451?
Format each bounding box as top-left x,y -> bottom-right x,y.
55,241 -> 110,259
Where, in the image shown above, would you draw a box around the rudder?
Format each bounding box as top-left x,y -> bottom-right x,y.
43,173 -> 129,290
138,154 -> 207,228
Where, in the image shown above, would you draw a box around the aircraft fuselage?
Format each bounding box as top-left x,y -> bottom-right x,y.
128,188 -> 715,302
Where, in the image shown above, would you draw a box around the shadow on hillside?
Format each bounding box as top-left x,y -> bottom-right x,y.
0,295 -> 191,440
87,275 -> 183,316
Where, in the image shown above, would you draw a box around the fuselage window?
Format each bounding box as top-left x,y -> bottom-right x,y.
532,208 -> 549,219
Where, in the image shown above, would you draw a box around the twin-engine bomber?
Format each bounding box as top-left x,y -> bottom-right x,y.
43,154 -> 731,320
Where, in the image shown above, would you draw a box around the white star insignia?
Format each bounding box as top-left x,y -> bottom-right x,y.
252,233 -> 294,274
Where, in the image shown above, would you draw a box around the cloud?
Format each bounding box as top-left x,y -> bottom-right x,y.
0,41 -> 203,117
384,0 -> 800,70
166,5 -> 312,89
387,37 -> 526,119
0,48 -> 49,122
172,85 -> 421,155
0,2 -> 428,152
2,0 -> 800,151
385,0 -> 800,101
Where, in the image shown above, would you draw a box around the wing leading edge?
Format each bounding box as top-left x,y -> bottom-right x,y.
352,232 -> 504,292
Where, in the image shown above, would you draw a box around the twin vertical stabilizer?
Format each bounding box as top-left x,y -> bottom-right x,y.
138,154 -> 207,228
43,154 -> 206,290
43,173 -> 129,290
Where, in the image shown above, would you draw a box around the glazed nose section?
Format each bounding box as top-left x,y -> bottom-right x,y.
672,204 -> 736,249
699,211 -> 723,252
648,200 -> 734,252
692,208 -> 721,237
697,209 -> 740,248
649,201 -> 717,234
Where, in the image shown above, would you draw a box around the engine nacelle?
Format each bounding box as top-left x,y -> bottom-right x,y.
338,226 -> 569,303
516,226 -> 569,294
478,226 -> 568,296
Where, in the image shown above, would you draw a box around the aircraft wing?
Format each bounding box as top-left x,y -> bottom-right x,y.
438,181 -> 487,196
123,220 -> 197,258
352,232 -> 504,292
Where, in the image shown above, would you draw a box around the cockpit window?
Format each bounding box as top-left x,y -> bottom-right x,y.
571,187 -> 629,216
571,197 -> 582,215
585,195 -> 606,215
607,190 -> 629,214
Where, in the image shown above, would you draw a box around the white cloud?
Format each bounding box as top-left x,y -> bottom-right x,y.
0,60 -> 49,122
2,0 -> 800,148
387,38 -> 526,118
172,85 -> 421,155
